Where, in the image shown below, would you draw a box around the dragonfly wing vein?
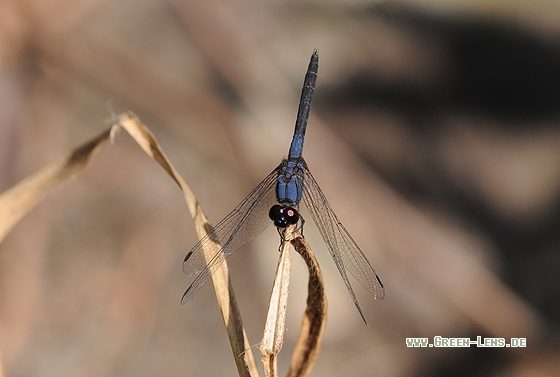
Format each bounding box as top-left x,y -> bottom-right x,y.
300,162 -> 385,302
181,165 -> 281,303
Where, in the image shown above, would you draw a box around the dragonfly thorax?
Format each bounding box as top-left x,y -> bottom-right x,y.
269,204 -> 299,228
276,159 -> 304,205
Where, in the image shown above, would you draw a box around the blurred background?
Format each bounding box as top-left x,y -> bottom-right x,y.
0,0 -> 559,376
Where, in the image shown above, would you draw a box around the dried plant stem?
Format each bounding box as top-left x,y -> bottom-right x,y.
260,225 -> 327,377
288,234 -> 327,377
260,226 -> 295,377
116,113 -> 259,377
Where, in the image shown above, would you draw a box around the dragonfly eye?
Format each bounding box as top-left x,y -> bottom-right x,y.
269,204 -> 282,221
284,207 -> 299,224
269,205 -> 299,228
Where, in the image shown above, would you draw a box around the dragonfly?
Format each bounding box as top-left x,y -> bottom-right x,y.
182,50 -> 384,322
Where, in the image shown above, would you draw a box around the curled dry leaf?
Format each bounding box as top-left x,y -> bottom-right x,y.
260,225 -> 327,377
288,232 -> 328,377
260,224 -> 328,377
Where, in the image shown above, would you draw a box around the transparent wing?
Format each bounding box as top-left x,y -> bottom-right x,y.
299,159 -> 384,321
181,164 -> 281,304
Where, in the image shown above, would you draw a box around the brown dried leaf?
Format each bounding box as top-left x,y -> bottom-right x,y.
288,233 -> 328,377
260,225 -> 327,377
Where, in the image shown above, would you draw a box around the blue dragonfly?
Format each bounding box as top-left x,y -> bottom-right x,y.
182,50 -> 384,322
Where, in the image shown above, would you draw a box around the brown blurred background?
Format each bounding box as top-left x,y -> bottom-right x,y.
1,0 -> 560,376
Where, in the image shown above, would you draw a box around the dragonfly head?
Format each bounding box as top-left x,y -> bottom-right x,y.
269,204 -> 299,228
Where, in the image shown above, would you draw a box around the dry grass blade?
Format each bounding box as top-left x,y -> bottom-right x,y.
0,111 -> 258,377
260,226 -> 295,377
115,112 -> 259,377
288,232 -> 328,377
0,127 -> 117,245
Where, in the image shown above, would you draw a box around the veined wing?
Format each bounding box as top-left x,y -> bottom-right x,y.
181,164 -> 281,304
299,159 -> 384,322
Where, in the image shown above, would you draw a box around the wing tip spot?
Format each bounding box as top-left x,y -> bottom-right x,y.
184,251 -> 193,263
